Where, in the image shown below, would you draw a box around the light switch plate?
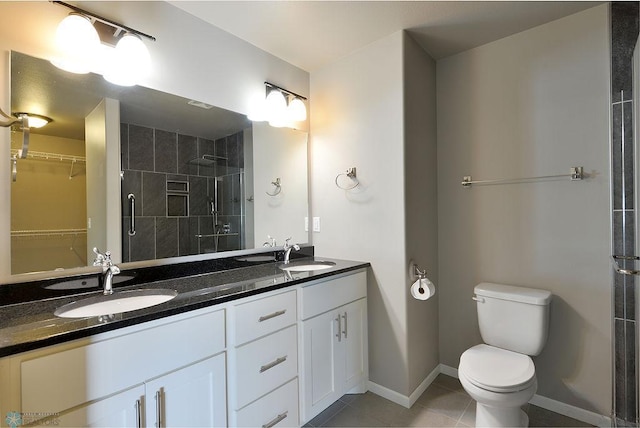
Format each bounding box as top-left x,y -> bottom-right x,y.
313,217 -> 320,232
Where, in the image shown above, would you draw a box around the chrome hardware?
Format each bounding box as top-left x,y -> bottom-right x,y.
263,235 -> 277,247
462,166 -> 585,187
155,389 -> 162,428
283,238 -> 300,264
612,255 -> 640,275
336,314 -> 342,342
335,167 -> 360,190
260,356 -> 287,373
342,312 -> 348,339
128,194 -> 136,236
93,248 -> 120,295
259,309 -> 286,322
262,411 -> 288,428
135,399 -> 142,428
266,177 -> 282,196
472,296 -> 485,303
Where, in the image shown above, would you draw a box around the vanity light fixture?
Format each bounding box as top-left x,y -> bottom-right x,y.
51,1 -> 155,86
248,82 -> 308,127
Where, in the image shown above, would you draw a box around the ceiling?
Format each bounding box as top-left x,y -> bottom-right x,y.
170,1 -> 602,73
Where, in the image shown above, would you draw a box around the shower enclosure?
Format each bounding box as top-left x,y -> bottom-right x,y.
120,124 -> 250,263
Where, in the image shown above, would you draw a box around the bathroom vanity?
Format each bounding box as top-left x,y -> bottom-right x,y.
0,255 -> 369,427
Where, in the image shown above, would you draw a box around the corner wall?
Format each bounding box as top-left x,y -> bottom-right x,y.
437,4 -> 611,414
403,33 -> 439,395
310,32 -> 410,395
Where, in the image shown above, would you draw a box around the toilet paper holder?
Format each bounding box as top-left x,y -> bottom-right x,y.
409,261 -> 427,281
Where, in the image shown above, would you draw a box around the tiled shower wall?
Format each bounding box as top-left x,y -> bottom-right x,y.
120,123 -> 245,263
612,2 -> 640,426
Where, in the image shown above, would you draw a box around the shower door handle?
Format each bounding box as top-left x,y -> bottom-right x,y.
128,193 -> 136,236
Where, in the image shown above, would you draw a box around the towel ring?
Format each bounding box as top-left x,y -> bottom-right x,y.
335,167 -> 359,190
266,177 -> 282,196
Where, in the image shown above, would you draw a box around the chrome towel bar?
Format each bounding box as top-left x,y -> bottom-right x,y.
462,166 -> 584,187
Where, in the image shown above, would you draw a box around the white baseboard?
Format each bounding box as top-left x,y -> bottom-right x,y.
438,364 -> 611,428
367,365 -> 441,409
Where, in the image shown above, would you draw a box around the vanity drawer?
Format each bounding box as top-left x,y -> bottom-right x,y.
301,271 -> 366,320
235,324 -> 298,409
234,289 -> 296,345
236,378 -> 299,427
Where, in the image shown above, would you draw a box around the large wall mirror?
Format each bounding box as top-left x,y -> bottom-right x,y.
9,51 -> 309,276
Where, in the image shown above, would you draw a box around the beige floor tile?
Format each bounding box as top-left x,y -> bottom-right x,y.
432,374 -> 466,393
306,399 -> 349,427
414,384 -> 473,421
458,399 -> 476,427
400,405 -> 460,427
322,404 -> 389,427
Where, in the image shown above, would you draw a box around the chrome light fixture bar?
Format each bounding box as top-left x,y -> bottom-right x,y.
264,82 -> 307,101
52,1 -> 156,42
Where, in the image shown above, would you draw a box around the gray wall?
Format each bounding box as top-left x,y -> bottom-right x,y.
403,32 -> 440,395
436,4 -> 611,414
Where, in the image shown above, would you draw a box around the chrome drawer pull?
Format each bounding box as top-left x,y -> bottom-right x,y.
263,411 -> 288,428
135,399 -> 142,428
260,356 -> 287,373
342,312 -> 348,339
259,309 -> 286,322
336,314 -> 342,342
155,389 -> 163,428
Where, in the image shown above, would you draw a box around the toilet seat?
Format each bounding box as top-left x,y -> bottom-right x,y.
459,344 -> 536,393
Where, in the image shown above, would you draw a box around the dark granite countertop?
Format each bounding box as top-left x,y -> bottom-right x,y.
0,256 -> 369,358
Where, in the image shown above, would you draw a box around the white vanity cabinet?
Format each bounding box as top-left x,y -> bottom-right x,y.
14,307 -> 227,428
299,271 -> 368,424
145,353 -> 226,428
229,289 -> 300,427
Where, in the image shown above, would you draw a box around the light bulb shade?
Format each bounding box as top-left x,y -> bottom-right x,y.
265,89 -> 287,126
247,93 -> 268,122
50,13 -> 101,74
287,97 -> 307,121
104,33 -> 151,86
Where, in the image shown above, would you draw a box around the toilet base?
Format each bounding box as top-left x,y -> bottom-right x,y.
475,402 -> 529,427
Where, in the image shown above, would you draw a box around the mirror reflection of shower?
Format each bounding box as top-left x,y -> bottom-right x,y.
121,125 -> 251,262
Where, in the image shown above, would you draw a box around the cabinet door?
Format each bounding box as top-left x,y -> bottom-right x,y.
301,310 -> 342,422
342,298 -> 368,393
55,385 -> 145,427
146,353 -> 226,428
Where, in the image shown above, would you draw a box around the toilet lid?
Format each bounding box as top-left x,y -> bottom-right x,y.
459,344 -> 535,393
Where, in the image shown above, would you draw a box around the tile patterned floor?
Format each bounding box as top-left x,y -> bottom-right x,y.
304,374 -> 593,427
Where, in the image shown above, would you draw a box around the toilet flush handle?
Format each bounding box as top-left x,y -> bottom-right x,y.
472,295 -> 485,303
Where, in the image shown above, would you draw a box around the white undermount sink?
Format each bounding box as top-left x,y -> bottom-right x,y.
54,289 -> 178,318
279,261 -> 336,272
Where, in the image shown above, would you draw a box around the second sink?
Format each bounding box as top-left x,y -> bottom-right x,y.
54,289 -> 178,318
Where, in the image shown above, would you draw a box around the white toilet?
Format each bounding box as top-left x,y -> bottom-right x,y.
458,283 -> 552,427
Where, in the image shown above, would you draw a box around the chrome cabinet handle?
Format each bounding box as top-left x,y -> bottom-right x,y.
342,312 -> 348,339
336,314 -> 342,342
135,399 -> 142,428
259,309 -> 286,322
128,193 -> 136,236
260,356 -> 287,373
155,389 -> 163,428
263,411 -> 288,428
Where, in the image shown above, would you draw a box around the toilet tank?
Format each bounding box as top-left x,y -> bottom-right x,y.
475,283 -> 552,356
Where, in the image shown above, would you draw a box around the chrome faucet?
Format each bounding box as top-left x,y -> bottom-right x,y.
263,235 -> 277,247
283,238 -> 300,264
93,248 -> 120,295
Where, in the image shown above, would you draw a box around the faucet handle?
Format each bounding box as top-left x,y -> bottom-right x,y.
93,248 -> 114,267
